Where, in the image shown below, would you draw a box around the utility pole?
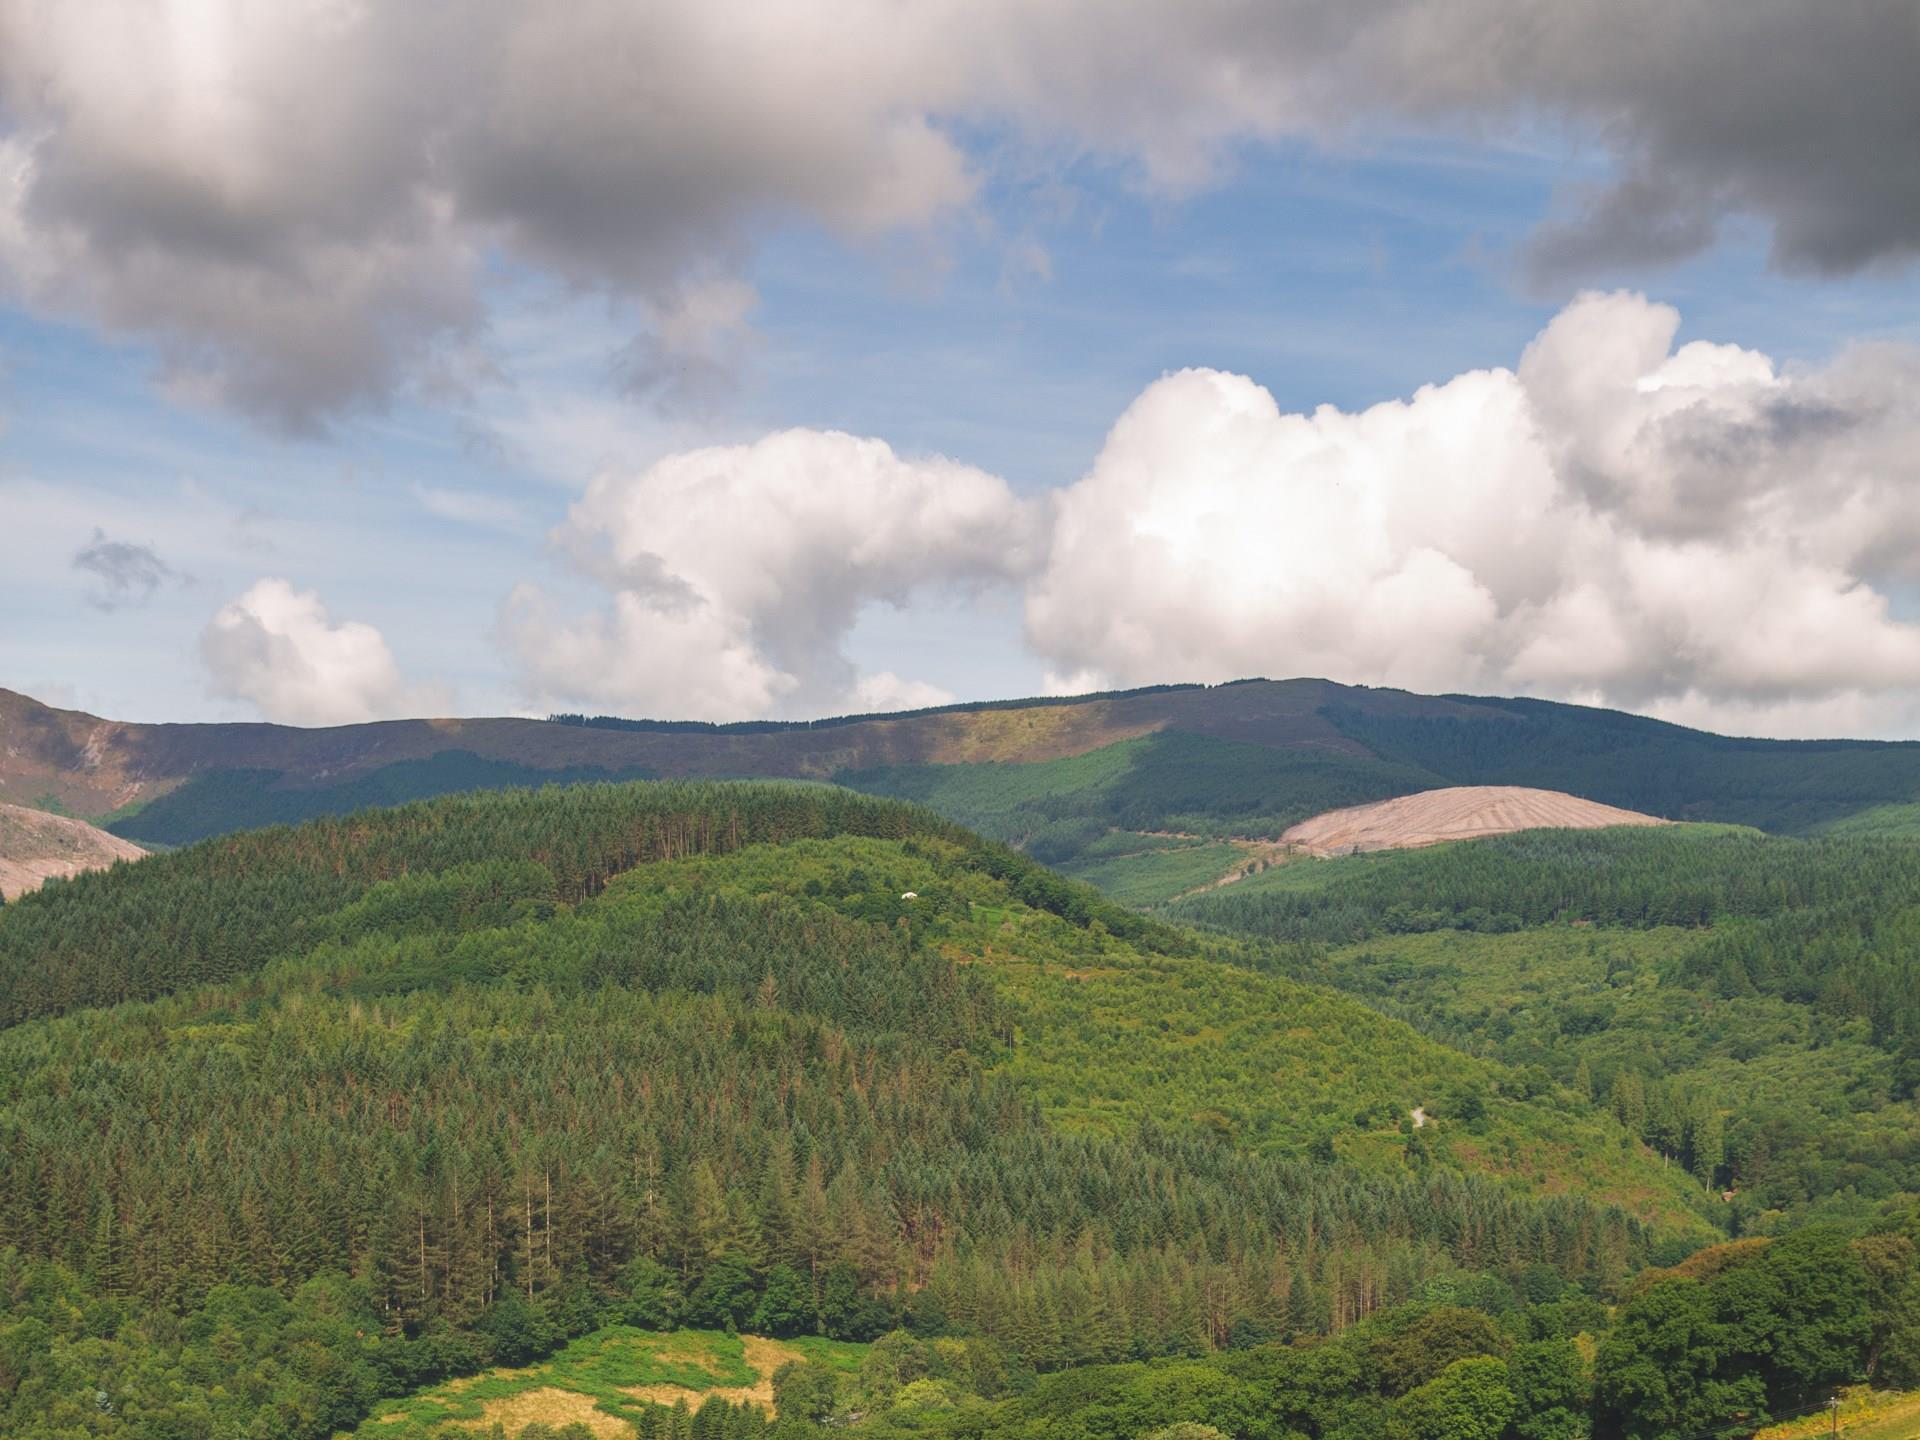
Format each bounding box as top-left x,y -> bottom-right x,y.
1829,1391 -> 1842,1440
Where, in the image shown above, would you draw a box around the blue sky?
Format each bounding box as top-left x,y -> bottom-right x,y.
3,4 -> 1919,736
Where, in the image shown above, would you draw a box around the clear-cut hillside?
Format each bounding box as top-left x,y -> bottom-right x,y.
0,802 -> 147,899
1280,785 -> 1667,855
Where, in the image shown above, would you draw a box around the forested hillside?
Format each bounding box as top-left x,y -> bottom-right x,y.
9,678 -> 1920,857
0,779 -> 1752,1439
838,703 -> 1920,888
1321,698 -> 1920,833
1172,826 -> 1920,1233
838,731 -> 1444,870
342,1222 -> 1911,1440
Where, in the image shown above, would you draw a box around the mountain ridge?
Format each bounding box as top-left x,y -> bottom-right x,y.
5,678 -> 1919,852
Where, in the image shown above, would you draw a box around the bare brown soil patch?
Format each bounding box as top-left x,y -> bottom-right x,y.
1279,786 -> 1666,856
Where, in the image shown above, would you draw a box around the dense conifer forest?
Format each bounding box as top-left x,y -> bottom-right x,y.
1172,825 -> 1920,1232
3,784 -> 1918,1439
1320,700 -> 1920,833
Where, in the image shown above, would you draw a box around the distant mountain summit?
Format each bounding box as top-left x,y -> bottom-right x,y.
0,802 -> 146,900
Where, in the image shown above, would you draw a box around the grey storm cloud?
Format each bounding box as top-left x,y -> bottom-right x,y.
0,2 -> 1915,429
1476,1 -> 1920,284
71,528 -> 177,610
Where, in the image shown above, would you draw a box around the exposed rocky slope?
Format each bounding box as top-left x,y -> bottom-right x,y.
0,802 -> 147,899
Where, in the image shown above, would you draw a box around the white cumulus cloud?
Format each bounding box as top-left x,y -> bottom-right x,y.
502,292 -> 1920,737
1025,291 -> 1920,736
501,428 -> 1040,720
201,578 -> 446,725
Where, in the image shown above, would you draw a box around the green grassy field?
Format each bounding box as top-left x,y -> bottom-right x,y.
1175,849 -> 1370,900
1756,1386 -> 1920,1440
1058,836 -> 1247,904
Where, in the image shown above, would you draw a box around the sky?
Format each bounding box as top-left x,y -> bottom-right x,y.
2,2 -> 1919,738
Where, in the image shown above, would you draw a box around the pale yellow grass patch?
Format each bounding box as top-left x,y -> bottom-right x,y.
924,704 -> 1157,765
621,1336 -> 806,1414
1755,1387 -> 1920,1440
461,1386 -> 631,1438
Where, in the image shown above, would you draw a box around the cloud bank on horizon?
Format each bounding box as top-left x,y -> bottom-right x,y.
488,292 -> 1920,739
4,2 -> 1919,738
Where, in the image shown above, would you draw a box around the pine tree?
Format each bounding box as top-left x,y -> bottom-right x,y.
1690,1103 -> 1725,1187
1611,1070 -> 1647,1137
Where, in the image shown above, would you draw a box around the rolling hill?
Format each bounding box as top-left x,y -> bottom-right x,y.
0,758 -> 1914,1440
0,780 -> 1702,1222
0,780 -> 1734,1439
1166,822 -> 1920,1234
